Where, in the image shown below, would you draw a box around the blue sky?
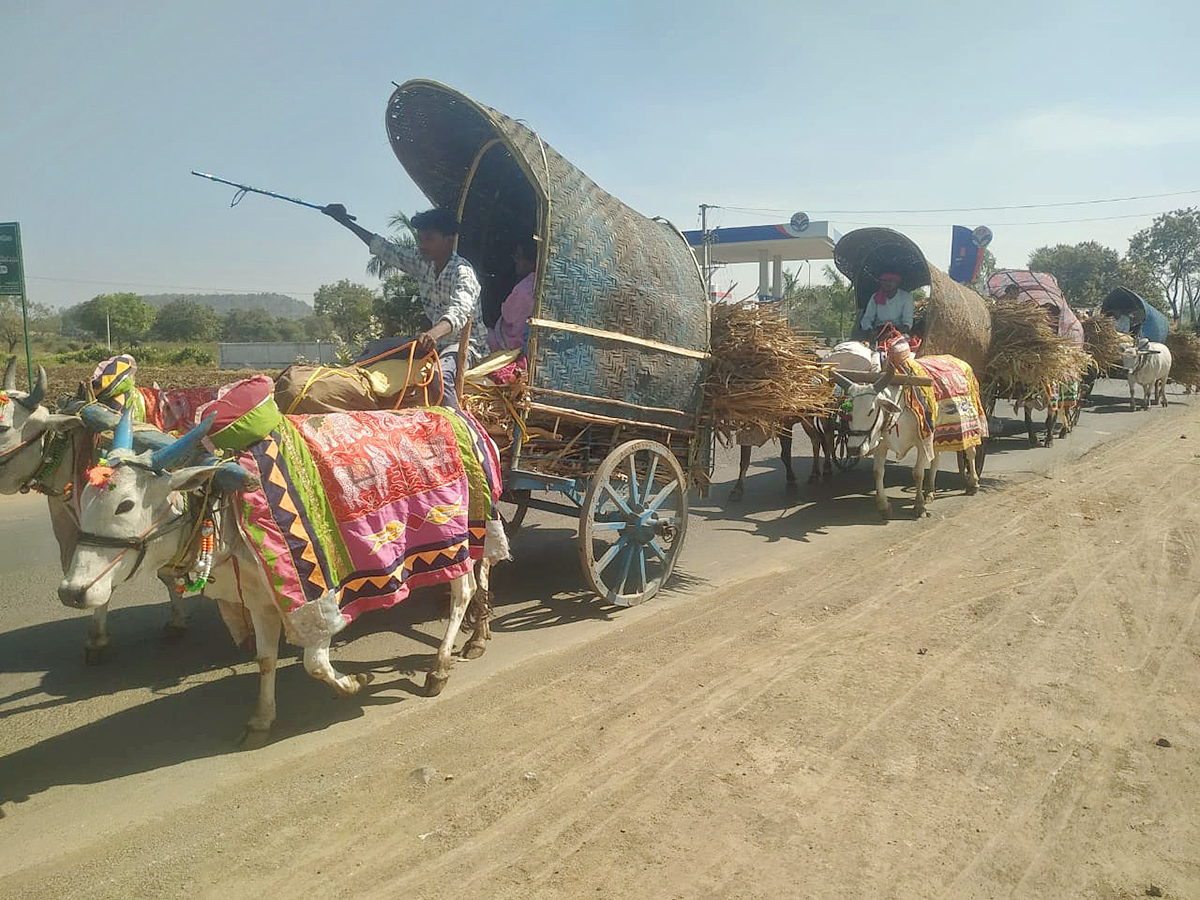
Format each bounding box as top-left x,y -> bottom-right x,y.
4,0 -> 1199,308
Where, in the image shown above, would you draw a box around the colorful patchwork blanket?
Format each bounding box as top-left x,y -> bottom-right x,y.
231,407 -> 505,647
898,356 -> 988,453
137,386 -> 221,434
1047,380 -> 1079,415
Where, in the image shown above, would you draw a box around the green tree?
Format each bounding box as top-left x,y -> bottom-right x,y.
313,279 -> 377,346
781,265 -> 857,342
365,212 -> 417,280
222,308 -> 282,342
298,314 -> 334,341
0,297 -> 55,353
1027,241 -> 1120,307
151,299 -> 221,342
375,273 -> 426,336
1126,208 -> 1200,322
77,293 -> 157,347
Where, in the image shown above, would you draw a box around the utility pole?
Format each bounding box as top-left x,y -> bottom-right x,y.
699,203 -> 714,303
106,309 -> 111,350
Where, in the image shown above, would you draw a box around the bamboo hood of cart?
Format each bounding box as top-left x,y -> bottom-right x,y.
386,81 -> 708,431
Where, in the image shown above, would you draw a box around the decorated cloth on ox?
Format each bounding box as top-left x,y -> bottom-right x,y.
1047,380 -> 1079,416
229,407 -> 503,647
154,386 -> 222,433
896,356 -> 988,453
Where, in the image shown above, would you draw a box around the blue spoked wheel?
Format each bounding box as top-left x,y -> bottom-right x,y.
577,440 -> 689,607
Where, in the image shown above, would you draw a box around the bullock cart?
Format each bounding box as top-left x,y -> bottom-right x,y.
982,270 -> 1090,443
386,81 -> 709,607
832,227 -> 992,472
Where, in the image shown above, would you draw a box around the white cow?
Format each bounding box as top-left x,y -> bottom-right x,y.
0,361 -> 195,662
838,363 -> 981,520
58,410 -> 508,744
1120,341 -> 1172,410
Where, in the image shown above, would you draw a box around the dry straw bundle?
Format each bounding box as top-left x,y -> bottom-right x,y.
705,301 -> 836,446
1166,330 -> 1200,390
1080,314 -> 1127,373
983,298 -> 1092,396
461,373 -> 528,454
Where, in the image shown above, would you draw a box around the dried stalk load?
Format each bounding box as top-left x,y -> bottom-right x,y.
461,372 -> 528,455
1166,330 -> 1200,390
705,301 -> 836,446
1080,314 -> 1127,373
983,299 -> 1092,396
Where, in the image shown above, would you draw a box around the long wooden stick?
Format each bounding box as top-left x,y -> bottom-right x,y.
455,316 -> 472,401
527,402 -> 690,434
528,317 -> 708,360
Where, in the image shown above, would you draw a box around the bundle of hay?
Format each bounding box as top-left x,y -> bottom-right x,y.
1080,314 -> 1127,373
983,298 -> 1092,397
461,371 -> 528,454
1166,330 -> 1200,391
705,301 -> 836,446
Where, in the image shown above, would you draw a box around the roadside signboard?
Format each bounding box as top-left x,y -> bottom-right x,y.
0,223 -> 34,387
0,223 -> 23,296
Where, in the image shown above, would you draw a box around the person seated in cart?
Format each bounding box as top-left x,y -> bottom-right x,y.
487,235 -> 538,353
859,272 -> 915,343
321,204 -> 489,408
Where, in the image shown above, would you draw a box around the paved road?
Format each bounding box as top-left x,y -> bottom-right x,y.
0,379 -> 1191,868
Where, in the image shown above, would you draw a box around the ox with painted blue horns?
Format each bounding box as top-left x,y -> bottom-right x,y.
0,359 -> 205,662
60,376 -> 510,744
837,339 -> 987,520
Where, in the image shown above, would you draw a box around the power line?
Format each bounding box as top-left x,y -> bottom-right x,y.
25,274 -> 315,297
714,208 -> 1168,227
716,187 -> 1200,215
836,210 -> 1167,227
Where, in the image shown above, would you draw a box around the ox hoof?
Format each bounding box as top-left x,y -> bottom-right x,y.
354,672 -> 374,688
878,509 -> 891,522
424,670 -> 450,696
238,727 -> 272,750
84,645 -> 108,666
785,480 -> 800,495
728,487 -> 744,502
965,483 -> 979,496
462,639 -> 487,660
161,621 -> 188,643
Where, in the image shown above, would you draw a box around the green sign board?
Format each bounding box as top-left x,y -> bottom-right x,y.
0,222 -> 23,296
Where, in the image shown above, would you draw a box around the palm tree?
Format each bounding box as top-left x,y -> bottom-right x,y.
365,211 -> 418,280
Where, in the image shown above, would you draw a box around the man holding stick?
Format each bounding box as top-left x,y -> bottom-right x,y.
321,204 -> 488,408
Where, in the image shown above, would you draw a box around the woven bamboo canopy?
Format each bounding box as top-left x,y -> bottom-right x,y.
833,228 -> 991,374
385,80 -> 707,430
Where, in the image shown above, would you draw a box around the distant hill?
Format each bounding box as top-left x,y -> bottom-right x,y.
141,292 -> 313,320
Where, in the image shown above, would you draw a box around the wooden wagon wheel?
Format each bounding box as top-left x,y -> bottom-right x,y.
577,440 -> 689,607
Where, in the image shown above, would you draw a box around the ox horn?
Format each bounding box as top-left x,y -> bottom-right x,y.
3,357 -> 16,393
112,404 -> 135,452
831,371 -> 856,390
16,366 -> 47,411
873,367 -> 894,392
149,414 -> 215,472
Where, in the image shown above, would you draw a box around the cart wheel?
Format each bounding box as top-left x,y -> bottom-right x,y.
831,422 -> 860,471
578,440 -> 689,607
498,489 -> 529,535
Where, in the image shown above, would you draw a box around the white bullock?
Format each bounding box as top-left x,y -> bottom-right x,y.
1120,341 -> 1172,410
0,361 -> 195,662
58,410 -> 507,744
839,363 -> 981,520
